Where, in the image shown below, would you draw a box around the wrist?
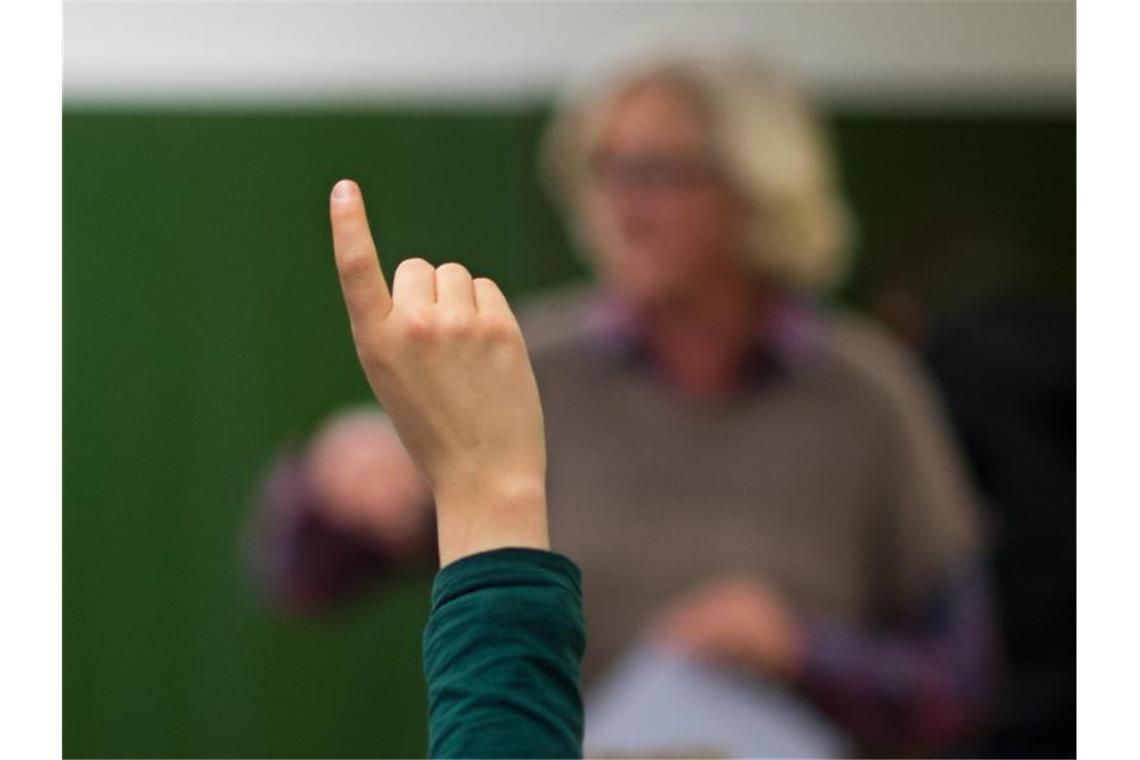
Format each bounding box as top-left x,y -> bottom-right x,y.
433,474 -> 549,567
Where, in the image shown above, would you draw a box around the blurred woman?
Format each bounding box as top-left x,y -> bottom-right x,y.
251,53 -> 999,755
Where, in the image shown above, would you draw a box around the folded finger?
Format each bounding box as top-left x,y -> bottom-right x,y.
392,257 -> 437,306
436,263 -> 475,316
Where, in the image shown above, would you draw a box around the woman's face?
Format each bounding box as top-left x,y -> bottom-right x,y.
580,81 -> 747,306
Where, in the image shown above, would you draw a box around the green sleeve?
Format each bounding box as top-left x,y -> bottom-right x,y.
423,547 -> 586,759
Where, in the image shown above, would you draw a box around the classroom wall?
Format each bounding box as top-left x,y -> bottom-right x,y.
63,105 -> 1073,757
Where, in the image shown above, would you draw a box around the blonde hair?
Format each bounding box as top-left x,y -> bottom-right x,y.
541,53 -> 855,294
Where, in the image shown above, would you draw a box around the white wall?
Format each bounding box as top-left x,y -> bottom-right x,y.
64,1 -> 1075,110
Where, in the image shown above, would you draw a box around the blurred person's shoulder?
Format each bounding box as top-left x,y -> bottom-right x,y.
813,308 -> 975,475
818,309 -> 945,415
820,309 -> 986,551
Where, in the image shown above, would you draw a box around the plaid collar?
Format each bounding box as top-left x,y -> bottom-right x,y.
582,292 -> 827,387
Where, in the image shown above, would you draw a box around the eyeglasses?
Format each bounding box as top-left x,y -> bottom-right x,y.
589,151 -> 723,193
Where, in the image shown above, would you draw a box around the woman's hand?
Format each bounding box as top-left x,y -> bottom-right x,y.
328,178 -> 549,566
652,576 -> 806,682
307,408 -> 432,558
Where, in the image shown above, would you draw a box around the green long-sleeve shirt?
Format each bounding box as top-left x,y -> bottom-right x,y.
423,548 -> 586,759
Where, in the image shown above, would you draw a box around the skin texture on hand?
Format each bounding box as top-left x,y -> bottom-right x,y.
328,178 -> 549,567
652,575 -> 807,683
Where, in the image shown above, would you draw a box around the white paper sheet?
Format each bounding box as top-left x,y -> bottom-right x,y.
584,642 -> 849,758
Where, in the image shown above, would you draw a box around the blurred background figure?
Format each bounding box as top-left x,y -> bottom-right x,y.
252,53 -> 999,757
866,212 -> 1076,756
64,3 -> 1073,757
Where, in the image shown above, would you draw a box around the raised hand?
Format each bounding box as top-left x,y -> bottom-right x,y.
653,575 -> 806,682
328,179 -> 549,566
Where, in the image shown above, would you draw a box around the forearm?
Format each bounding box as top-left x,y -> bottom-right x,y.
326,180 -> 580,755
423,548 -> 585,759
797,562 -> 1001,749
433,475 -> 549,567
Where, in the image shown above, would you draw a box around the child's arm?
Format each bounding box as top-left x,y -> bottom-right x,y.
327,179 -> 584,758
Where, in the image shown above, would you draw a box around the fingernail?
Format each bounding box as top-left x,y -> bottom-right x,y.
332,179 -> 356,201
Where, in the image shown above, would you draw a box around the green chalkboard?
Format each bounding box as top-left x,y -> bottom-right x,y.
63,106 -> 1073,757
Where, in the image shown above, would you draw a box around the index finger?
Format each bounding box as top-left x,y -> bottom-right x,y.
330,179 -> 392,332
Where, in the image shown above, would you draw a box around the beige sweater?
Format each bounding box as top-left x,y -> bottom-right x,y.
517,284 -> 983,685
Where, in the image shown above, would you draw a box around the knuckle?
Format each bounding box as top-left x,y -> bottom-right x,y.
482,315 -> 519,342
473,276 -> 501,297
440,312 -> 475,338
396,257 -> 433,277
338,251 -> 373,278
399,307 -> 437,341
437,261 -> 471,278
